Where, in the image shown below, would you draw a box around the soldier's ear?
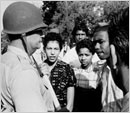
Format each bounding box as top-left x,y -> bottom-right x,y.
110,44 -> 117,69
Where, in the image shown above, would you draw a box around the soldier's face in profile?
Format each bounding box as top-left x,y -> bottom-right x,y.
27,30 -> 43,53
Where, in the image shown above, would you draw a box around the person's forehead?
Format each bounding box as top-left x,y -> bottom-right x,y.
76,30 -> 86,34
47,41 -> 60,46
94,30 -> 109,40
79,48 -> 91,53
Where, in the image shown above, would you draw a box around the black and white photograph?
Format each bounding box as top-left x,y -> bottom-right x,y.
1,0 -> 129,112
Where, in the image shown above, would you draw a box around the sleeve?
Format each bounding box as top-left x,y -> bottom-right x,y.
10,69 -> 47,112
61,51 -> 71,64
66,64 -> 76,87
62,47 -> 77,64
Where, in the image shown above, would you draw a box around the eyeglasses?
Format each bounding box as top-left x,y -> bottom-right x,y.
26,29 -> 43,36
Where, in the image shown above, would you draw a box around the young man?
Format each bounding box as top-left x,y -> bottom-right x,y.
73,39 -> 102,112
43,32 -> 76,112
108,7 -> 129,111
62,22 -> 100,67
93,22 -> 123,111
1,2 -> 54,112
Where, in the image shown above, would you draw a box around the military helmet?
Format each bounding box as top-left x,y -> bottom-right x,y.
3,2 -> 47,34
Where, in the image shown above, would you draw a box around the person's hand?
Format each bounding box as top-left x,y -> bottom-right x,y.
39,63 -> 50,76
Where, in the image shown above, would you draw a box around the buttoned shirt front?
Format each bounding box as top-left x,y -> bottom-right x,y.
1,45 -> 54,112
101,65 -> 124,112
121,92 -> 129,112
101,93 -> 129,112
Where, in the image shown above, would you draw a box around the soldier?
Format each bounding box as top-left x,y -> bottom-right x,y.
1,1 -> 54,112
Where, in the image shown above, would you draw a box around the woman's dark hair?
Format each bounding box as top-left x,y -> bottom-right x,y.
108,7 -> 129,67
72,22 -> 89,39
43,32 -> 63,50
76,38 -> 95,55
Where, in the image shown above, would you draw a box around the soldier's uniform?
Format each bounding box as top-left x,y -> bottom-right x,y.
1,46 -> 54,112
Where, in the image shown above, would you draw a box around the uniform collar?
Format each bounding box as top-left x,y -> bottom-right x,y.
8,45 -> 30,60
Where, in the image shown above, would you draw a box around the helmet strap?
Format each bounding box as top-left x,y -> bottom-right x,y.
21,34 -> 43,78
32,56 -> 44,77
21,34 -> 30,57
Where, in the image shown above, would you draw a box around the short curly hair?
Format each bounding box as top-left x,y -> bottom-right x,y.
76,38 -> 95,55
43,32 -> 63,51
72,22 -> 89,42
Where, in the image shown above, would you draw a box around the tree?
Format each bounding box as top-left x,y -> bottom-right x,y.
42,1 -> 58,25
2,1 -> 128,52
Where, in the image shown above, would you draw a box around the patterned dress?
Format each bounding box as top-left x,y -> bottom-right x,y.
50,60 -> 76,108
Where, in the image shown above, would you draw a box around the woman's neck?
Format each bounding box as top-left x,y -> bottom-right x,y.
45,60 -> 58,72
81,62 -> 92,70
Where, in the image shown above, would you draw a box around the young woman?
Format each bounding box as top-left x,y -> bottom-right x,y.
73,39 -> 102,112
43,32 -> 76,112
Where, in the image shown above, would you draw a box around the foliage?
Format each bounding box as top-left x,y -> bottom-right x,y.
1,1 -> 129,53
42,1 -> 58,25
41,1 -> 129,45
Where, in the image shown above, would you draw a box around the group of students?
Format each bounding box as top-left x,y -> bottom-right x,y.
1,1 -> 129,112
